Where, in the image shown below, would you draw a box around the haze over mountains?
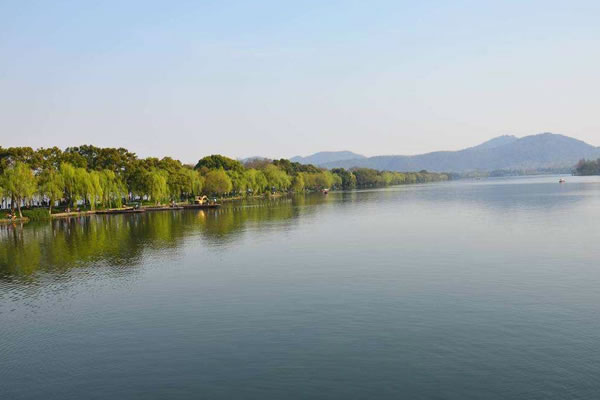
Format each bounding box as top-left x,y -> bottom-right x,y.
292,133 -> 600,173
290,151 -> 366,165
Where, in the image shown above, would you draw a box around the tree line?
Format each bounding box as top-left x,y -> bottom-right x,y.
0,145 -> 449,218
574,159 -> 600,176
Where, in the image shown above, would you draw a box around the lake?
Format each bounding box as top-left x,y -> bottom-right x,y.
1,175 -> 600,399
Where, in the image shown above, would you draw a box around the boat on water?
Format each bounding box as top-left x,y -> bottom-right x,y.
322,188 -> 329,194
183,195 -> 220,208
559,178 -> 566,183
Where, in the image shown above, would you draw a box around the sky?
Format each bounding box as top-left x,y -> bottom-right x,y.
1,0 -> 599,163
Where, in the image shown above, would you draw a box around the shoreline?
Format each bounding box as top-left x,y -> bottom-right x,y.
0,192 -> 292,224
0,217 -> 29,225
1,182 -> 452,224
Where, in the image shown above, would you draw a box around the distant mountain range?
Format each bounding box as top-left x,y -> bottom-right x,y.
292,133 -> 600,173
290,151 -> 365,165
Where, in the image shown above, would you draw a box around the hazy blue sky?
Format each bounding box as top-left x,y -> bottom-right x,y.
1,1 -> 599,162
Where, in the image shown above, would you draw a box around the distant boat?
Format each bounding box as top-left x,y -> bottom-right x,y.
322,188 -> 329,194
559,178 -> 566,183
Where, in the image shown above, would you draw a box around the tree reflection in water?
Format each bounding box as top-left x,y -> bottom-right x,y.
0,194 -> 328,281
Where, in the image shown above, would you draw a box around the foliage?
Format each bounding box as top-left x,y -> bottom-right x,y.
65,145 -> 137,172
0,145 -> 451,215
22,208 -> 52,221
263,164 -> 291,191
99,170 -> 126,208
226,170 -> 248,194
245,169 -> 268,194
38,168 -> 64,214
2,162 -> 38,217
147,170 -> 169,204
574,159 -> 600,175
243,158 -> 272,170
272,159 -> 320,175
60,162 -> 78,206
204,169 -> 233,195
195,155 -> 244,173
291,173 -> 305,192
302,171 -> 336,190
331,168 -> 357,189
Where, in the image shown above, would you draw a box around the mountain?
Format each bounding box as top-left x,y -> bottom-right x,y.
240,156 -> 270,163
290,151 -> 365,166
469,135 -> 518,150
315,133 -> 600,173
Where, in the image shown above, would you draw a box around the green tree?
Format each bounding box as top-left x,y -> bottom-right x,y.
227,170 -> 249,195
272,158 -> 320,174
352,168 -> 380,187
60,163 -> 78,207
125,160 -> 151,200
36,147 -> 64,170
245,169 -> 268,194
2,162 -> 37,218
88,171 -> 103,210
195,155 -> 244,172
189,169 -> 204,196
291,173 -> 305,192
38,168 -> 64,215
303,171 -> 336,190
148,170 -> 169,204
203,169 -> 233,195
158,157 -> 189,200
0,145 -> 450,213
99,170 -> 125,208
75,168 -> 93,209
263,165 -> 291,191
331,168 -> 356,189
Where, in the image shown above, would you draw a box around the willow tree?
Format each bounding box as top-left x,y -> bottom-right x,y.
226,170 -> 248,195
182,168 -> 204,198
203,169 -> 232,196
60,162 -> 78,206
245,169 -> 268,194
99,170 -> 125,208
38,168 -> 64,215
75,168 -> 93,209
88,171 -> 103,210
291,173 -> 305,192
148,170 -> 169,204
2,162 -> 37,218
263,164 -> 291,192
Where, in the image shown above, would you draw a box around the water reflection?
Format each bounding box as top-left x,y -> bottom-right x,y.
1,177 -> 599,282
337,177 -> 599,214
1,177 -> 600,400
0,195 -> 328,280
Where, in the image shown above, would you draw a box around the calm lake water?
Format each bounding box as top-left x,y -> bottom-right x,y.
1,175 -> 600,399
